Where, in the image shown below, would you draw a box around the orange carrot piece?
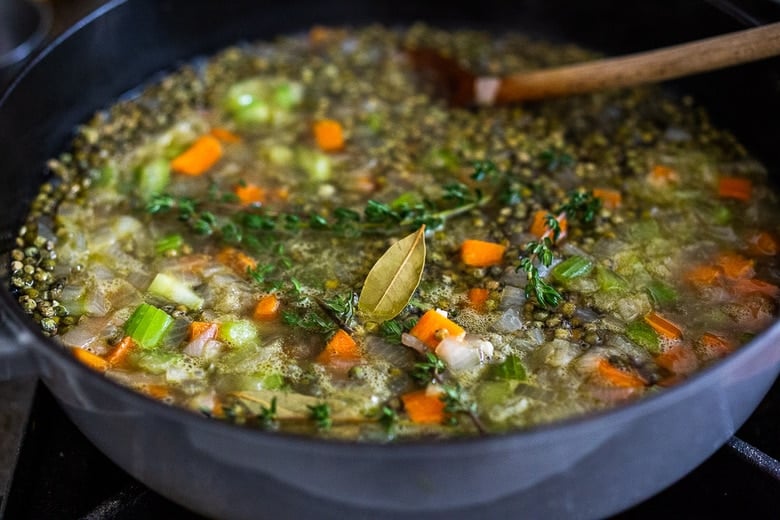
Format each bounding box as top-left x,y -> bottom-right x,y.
644,312 -> 683,341
730,278 -> 780,298
316,329 -> 360,364
216,247 -> 257,275
234,183 -> 266,206
106,336 -> 136,367
595,358 -> 646,388
71,347 -> 109,372
253,294 -> 281,322
210,127 -> 242,143
655,344 -> 698,375
142,384 -> 171,400
698,332 -> 733,358
308,25 -> 344,45
313,119 -> 345,152
718,176 -> 752,201
716,252 -> 755,280
467,288 -> 490,312
592,188 -> 622,209
189,321 -> 219,341
408,310 -> 466,349
401,389 -> 446,424
746,230 -> 778,256
647,165 -> 679,187
685,265 -> 722,287
460,239 -> 507,267
529,210 -> 567,241
171,135 -> 223,176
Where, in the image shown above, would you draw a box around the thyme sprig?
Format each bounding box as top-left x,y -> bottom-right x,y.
517,189 -> 601,308
307,403 -> 333,430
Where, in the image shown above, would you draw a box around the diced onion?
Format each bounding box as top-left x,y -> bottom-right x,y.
435,337 -> 481,371
401,332 -> 427,354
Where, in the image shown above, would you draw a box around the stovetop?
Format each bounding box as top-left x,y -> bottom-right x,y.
1,379 -> 778,519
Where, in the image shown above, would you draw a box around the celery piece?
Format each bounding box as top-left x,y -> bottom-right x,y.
92,163 -> 117,188
224,78 -> 268,113
147,273 -> 204,310
489,354 -> 527,381
551,255 -> 594,284
423,147 -> 459,172
154,234 -> 183,255
235,101 -> 271,125
477,380 -> 516,410
135,349 -> 182,374
267,144 -> 294,166
646,280 -> 678,306
391,191 -> 424,210
296,148 -> 332,182
271,81 -> 303,109
596,265 -> 629,292
137,158 -> 171,201
262,373 -> 285,390
219,320 -> 259,348
125,303 -> 175,350
626,320 -> 661,354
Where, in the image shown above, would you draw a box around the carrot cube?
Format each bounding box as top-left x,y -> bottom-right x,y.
408,310 -> 465,349
460,239 -> 507,267
253,294 -> 281,321
401,389 -> 446,424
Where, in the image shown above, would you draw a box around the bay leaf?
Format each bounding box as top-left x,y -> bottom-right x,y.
358,225 -> 426,322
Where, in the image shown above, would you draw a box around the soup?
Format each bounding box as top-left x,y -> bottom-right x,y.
9,24 -> 779,440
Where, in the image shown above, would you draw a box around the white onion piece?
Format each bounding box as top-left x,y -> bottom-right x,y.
183,323 -> 219,357
401,333 -> 427,354
435,337 -> 481,371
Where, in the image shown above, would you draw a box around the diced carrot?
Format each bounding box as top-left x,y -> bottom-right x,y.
106,336 -> 136,367
313,119 -> 345,152
647,165 -> 679,187
316,329 -> 360,364
730,278 -> 780,298
209,127 -> 242,143
171,135 -> 223,176
401,389 -> 446,424
655,344 -> 698,375
253,294 -> 281,321
71,347 -> 109,372
644,312 -> 683,341
216,247 -> 258,275
309,25 -> 345,45
592,188 -> 622,209
142,384 -> 171,400
460,239 -> 507,267
746,230 -> 778,256
685,265 -> 722,287
234,183 -> 266,206
467,288 -> 490,312
529,210 -> 567,241
716,252 -> 755,280
408,310 -> 466,349
189,321 -> 219,341
595,358 -> 647,388
718,176 -> 752,201
697,332 -> 732,359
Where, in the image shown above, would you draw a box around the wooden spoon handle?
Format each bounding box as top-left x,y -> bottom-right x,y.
494,22 -> 780,103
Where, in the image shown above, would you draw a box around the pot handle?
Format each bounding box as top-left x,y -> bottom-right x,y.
0,305 -> 39,380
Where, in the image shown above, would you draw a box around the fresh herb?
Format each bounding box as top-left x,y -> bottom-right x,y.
282,309 -> 337,334
517,238 -> 563,308
557,189 -> 601,225
539,147 -> 575,172
307,403 -> 332,430
378,405 -> 398,435
253,396 -> 278,430
489,354 -> 527,381
411,352 -> 447,384
379,317 -> 417,344
440,383 -> 476,424
316,293 -> 356,332
470,160 -> 501,181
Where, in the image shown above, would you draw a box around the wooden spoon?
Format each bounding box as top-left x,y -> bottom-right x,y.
408,22 -> 780,106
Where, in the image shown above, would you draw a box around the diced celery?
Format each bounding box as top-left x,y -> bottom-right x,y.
477,380 -> 516,410
155,234 -> 183,255
391,192 -> 424,210
136,158 -> 170,201
92,163 -> 117,188
626,320 -> 661,354
135,349 -> 182,373
125,303 -> 175,349
271,81 -> 303,109
238,372 -> 285,390
219,320 -> 259,348
224,78 -> 268,113
551,255 -> 594,284
235,101 -> 271,125
645,280 -> 678,306
147,273 -> 204,310
489,354 -> 527,381
628,219 -> 660,241
267,144 -> 294,166
423,147 -> 459,172
596,265 -> 629,292
296,148 -> 332,182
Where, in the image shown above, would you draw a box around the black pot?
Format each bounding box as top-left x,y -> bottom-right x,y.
1,1 -> 779,518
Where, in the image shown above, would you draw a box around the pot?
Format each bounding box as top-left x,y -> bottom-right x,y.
1,1 -> 779,518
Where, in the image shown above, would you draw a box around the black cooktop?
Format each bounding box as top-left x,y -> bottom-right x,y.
1,379 -> 779,519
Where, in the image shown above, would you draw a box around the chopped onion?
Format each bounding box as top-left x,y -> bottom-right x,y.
183,323 -> 219,357
401,332 -> 427,354
435,337 -> 480,371
494,308 -> 523,333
